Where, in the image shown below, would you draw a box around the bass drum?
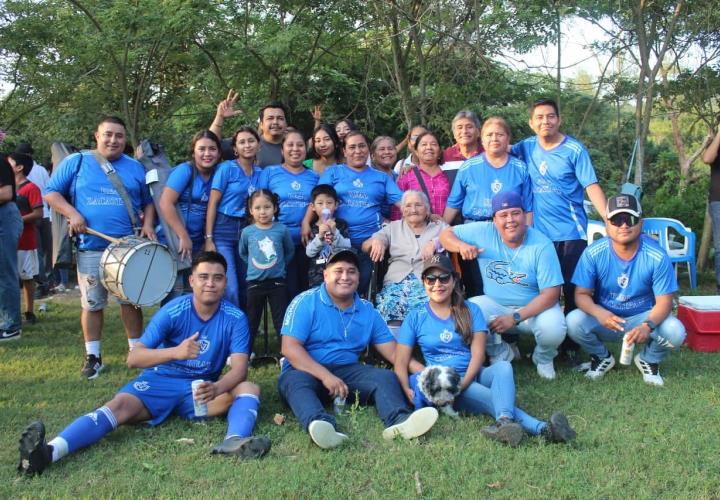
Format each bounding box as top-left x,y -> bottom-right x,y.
100,237 -> 177,306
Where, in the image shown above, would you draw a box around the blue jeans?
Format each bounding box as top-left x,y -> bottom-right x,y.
0,202 -> 23,331
711,201 -> 720,287
285,244 -> 309,301
352,242 -> 372,298
277,363 -> 413,431
213,213 -> 247,310
454,361 -> 545,435
566,309 -> 686,364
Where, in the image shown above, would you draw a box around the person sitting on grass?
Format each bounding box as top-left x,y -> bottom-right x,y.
566,195 -> 686,387
278,247 -> 438,449
17,251 -> 270,477
394,254 -> 576,447
306,184 -> 351,288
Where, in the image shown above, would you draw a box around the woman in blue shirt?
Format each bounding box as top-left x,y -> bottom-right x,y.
394,254 -> 576,447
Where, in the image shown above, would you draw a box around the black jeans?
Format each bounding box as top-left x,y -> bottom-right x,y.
554,239 -> 587,353
246,278 -> 288,353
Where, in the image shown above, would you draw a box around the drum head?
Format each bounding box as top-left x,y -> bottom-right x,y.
122,242 -> 177,306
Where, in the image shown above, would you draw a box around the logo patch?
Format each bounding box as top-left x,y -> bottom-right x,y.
291,181 -> 301,191
198,338 -> 211,354
133,381 -> 150,392
617,273 -> 629,288
352,178 -> 363,188
439,329 -> 454,343
491,179 -> 502,194
539,161 -> 548,176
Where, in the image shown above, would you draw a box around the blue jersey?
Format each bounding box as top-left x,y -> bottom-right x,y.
46,151 -> 151,251
511,135 -> 598,241
446,154 -> 533,220
211,160 -> 262,218
239,222 -> 295,281
281,284 -> 393,371
319,164 -> 403,244
257,165 -> 318,244
398,301 -> 487,376
571,234 -> 678,317
164,162 -> 213,244
454,222 -> 563,306
138,295 -> 250,381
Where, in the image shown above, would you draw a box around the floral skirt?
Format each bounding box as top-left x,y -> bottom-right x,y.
375,273 -> 428,322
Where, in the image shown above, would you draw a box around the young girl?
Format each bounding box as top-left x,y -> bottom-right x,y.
394,254 -> 576,447
239,189 -> 294,353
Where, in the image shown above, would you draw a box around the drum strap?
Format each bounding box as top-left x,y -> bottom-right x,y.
92,150 -> 141,234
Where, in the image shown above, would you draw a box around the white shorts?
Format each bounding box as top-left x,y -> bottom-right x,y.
17,249 -> 39,280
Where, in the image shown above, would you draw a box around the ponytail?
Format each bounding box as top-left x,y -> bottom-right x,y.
450,278 -> 473,345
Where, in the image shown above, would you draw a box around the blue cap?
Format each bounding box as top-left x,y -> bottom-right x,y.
491,191 -> 523,216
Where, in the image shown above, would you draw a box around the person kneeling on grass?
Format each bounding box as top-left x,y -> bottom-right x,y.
394,254 -> 576,447
17,251 -> 270,476
278,248 -> 438,449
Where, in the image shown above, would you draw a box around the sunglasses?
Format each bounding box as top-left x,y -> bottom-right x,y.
609,213 -> 640,227
423,272 -> 452,285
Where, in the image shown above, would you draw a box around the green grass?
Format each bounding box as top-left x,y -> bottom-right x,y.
3,273 -> 720,498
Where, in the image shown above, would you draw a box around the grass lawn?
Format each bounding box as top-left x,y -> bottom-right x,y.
3,273 -> 720,498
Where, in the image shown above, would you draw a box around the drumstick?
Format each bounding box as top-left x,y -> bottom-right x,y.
85,227 -> 122,245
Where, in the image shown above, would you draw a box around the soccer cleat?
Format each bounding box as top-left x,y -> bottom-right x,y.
80,354 -> 104,380
0,328 -> 22,342
634,354 -> 664,387
17,421 -> 52,476
308,420 -> 348,449
382,407 -> 438,441
541,412 -> 577,443
536,361 -> 556,380
480,417 -> 524,447
585,354 -> 615,381
210,436 -> 271,459
24,312 -> 38,325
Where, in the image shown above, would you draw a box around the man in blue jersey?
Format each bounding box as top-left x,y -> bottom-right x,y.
566,195 -> 686,386
45,116 -> 156,379
440,192 -> 566,380
278,248 -> 438,449
511,98 -> 607,362
17,252 -> 270,476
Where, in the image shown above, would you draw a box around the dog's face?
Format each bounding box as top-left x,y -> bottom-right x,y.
417,365 -> 462,406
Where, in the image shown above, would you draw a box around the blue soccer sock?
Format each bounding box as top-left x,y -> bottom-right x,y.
50,406 -> 118,461
225,394 -> 259,439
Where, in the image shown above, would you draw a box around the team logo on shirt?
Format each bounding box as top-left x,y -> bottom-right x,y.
617,273 -> 630,288
198,337 -> 210,354
201,192 -> 209,202
133,381 -> 150,392
247,185 -> 256,196
439,329 -> 454,343
539,161 -> 548,176
353,178 -> 363,188
291,181 -> 301,191
491,180 -> 502,194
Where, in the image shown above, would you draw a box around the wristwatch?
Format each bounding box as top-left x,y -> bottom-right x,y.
643,320 -> 657,332
512,311 -> 522,325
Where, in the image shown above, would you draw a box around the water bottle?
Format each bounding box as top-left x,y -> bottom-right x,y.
321,207 -> 331,223
191,379 -> 208,417
619,333 -> 634,365
333,396 -> 346,415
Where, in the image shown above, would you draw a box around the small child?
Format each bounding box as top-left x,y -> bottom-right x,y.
305,184 -> 351,287
239,189 -> 294,353
9,153 -> 43,324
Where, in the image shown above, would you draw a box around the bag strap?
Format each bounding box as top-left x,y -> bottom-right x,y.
412,167 -> 431,200
91,150 -> 141,233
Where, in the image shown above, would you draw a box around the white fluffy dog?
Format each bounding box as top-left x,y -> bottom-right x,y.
416,365 -> 462,417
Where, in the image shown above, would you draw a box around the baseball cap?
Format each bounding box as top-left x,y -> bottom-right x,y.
421,253 -> 454,276
325,247 -> 360,268
491,191 -> 523,216
606,194 -> 642,219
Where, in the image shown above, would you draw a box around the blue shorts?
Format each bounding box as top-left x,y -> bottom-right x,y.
118,370 -> 207,426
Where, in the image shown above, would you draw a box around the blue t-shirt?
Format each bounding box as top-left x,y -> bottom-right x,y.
46,151 -> 152,251
511,135 -> 598,241
257,165 -> 318,244
138,295 -> 250,381
239,222 -> 295,281
211,160 -> 262,218
164,162 -> 213,244
571,234 -> 678,317
398,301 -> 487,376
319,164 -> 403,244
281,284 -> 393,371
454,222 -> 564,306
446,154 -> 533,220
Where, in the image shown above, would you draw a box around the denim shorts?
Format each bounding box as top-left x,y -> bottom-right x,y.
77,250 -> 130,311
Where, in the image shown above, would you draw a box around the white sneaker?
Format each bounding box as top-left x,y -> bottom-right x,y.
308,420 -> 348,449
536,361 -> 556,380
585,354 -> 616,380
382,407 -> 438,440
489,342 -> 517,364
634,354 -> 664,387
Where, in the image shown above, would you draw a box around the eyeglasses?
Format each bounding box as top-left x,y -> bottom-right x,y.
609,213 -> 640,227
423,272 -> 452,285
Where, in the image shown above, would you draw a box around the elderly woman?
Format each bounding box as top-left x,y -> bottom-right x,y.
370,136 -> 398,180
362,190 -> 447,332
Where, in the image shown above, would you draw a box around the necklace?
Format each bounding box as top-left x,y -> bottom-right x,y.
502,234 -> 526,270
336,302 -> 357,339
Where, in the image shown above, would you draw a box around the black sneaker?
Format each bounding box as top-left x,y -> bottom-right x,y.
585,354 -> 615,381
541,412 -> 577,443
210,436 -> 271,459
480,417 -> 524,447
24,312 -> 38,324
81,354 -> 104,380
17,421 -> 52,476
0,328 -> 21,342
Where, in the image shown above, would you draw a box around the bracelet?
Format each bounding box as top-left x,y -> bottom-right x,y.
205,234 -> 213,239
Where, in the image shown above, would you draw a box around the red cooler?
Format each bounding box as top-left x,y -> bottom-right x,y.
677,296 -> 720,352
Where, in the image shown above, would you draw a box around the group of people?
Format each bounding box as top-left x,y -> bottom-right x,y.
5,94 -> 701,475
